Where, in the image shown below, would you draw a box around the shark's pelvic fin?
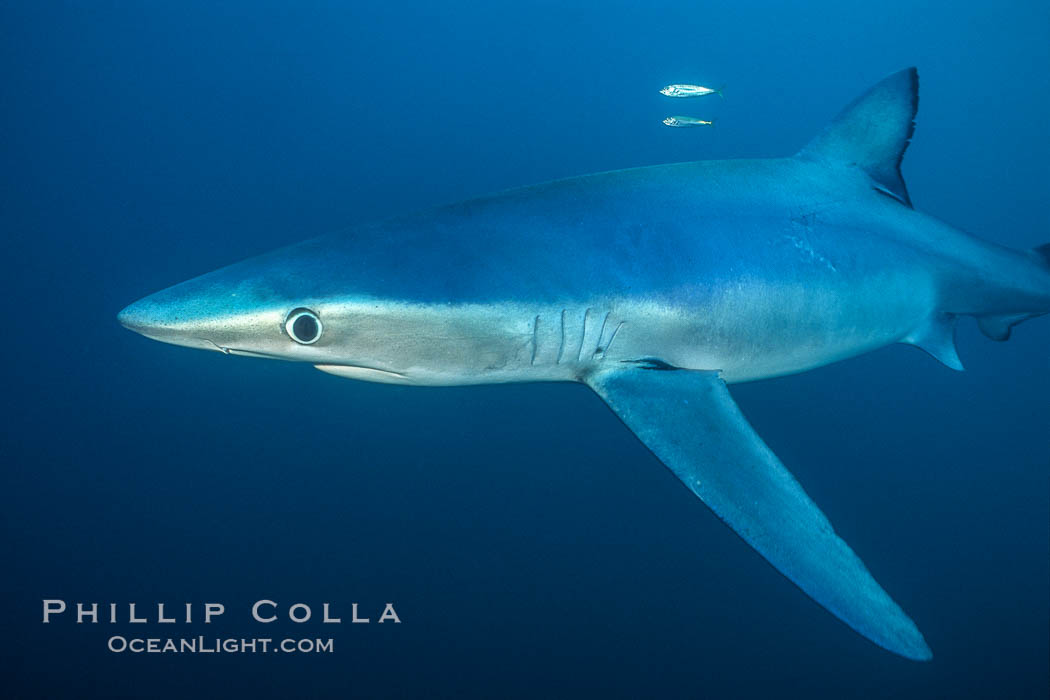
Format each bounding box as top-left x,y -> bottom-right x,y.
798,67 -> 918,207
585,366 -> 932,661
902,313 -> 964,370
977,312 -> 1044,342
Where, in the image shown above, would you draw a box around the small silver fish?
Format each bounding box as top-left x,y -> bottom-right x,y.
663,116 -> 715,127
660,83 -> 723,98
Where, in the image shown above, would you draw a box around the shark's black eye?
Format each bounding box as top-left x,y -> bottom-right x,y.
285,308 -> 323,345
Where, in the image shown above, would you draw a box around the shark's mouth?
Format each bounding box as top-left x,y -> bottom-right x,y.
313,364 -> 411,384
206,342 -> 411,383
206,342 -> 291,361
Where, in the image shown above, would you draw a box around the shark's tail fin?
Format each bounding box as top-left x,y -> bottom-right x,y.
976,244 -> 1050,341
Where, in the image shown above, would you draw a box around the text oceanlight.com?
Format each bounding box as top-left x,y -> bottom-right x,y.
107,636 -> 334,654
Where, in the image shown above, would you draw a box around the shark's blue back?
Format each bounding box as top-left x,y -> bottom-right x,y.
221,157 -> 906,304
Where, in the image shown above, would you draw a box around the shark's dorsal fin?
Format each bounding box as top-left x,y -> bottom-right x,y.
798,67 -> 919,207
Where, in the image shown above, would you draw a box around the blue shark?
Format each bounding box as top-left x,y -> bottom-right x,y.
118,68 -> 1050,660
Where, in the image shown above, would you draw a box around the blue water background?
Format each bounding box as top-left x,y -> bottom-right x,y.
2,2 -> 1047,697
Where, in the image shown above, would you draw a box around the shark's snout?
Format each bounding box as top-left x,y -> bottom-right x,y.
117,291 -> 227,352
117,298 -> 158,336
117,294 -> 189,341
118,272 -> 296,358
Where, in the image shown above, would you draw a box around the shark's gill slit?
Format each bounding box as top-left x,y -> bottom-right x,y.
530,315 -> 539,366
594,311 -> 611,358
577,307 -> 592,362
556,308 -> 567,364
602,321 -> 624,358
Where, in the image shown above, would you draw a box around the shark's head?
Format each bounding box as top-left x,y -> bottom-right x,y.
118,232 -> 423,384
118,246 -> 338,363
118,230 -> 536,385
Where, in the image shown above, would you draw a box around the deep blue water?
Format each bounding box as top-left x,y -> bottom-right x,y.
2,2 -> 1048,698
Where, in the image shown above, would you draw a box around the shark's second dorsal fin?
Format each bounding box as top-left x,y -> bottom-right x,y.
798,67 -> 919,207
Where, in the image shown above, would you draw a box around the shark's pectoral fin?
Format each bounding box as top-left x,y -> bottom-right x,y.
798,67 -> 918,207
585,366 -> 932,661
